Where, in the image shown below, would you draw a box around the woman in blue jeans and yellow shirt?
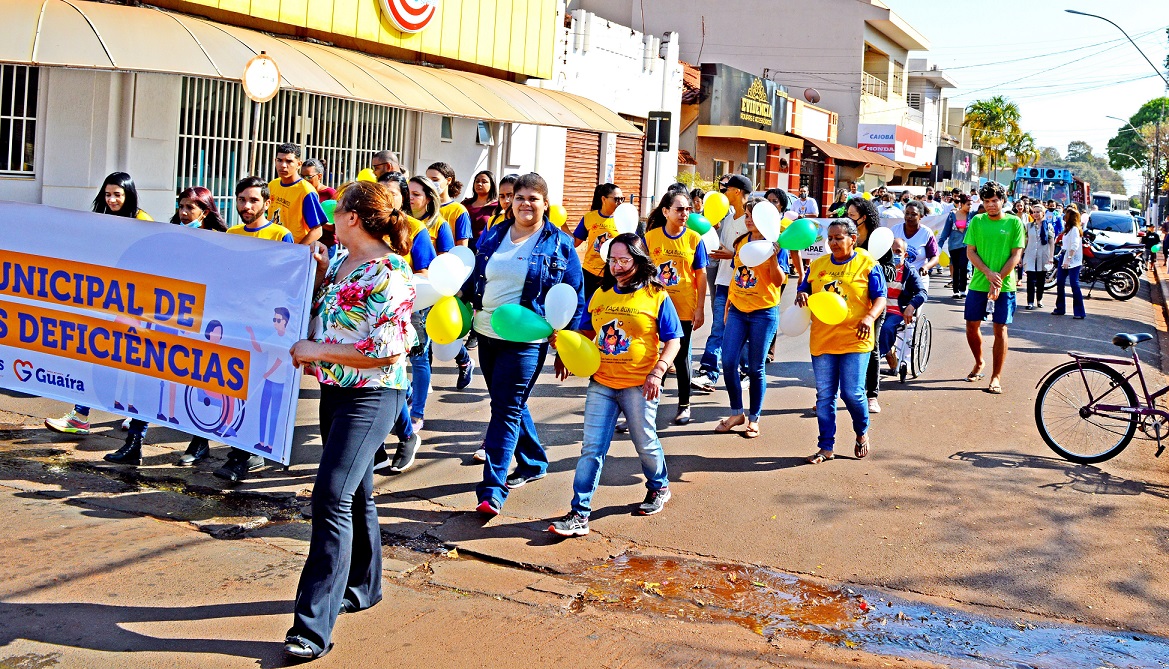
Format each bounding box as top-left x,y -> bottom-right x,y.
715,197 -> 788,439
797,218 -> 887,464
461,172 -> 585,516
548,233 -> 682,537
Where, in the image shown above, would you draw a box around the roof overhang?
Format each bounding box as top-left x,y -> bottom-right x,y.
803,137 -> 901,169
697,125 -> 803,149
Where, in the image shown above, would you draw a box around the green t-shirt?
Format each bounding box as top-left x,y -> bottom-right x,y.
966,213 -> 1025,293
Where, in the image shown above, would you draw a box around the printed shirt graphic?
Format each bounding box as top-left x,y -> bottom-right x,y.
965,213 -> 1025,294
890,222 -> 939,272
645,226 -> 709,321
804,250 -> 885,356
226,220 -> 295,243
267,178 -> 326,243
310,250 -> 416,389
885,264 -> 906,316
588,285 -> 683,390
440,201 -> 473,241
728,235 -> 784,313
574,211 -> 619,276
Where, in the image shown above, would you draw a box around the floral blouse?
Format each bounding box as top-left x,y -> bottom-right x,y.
309,249 -> 416,389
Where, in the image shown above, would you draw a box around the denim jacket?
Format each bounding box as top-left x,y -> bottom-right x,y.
462,218 -> 587,330
937,210 -> 967,251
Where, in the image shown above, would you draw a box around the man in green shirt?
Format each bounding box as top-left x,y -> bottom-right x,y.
963,181 -> 1025,395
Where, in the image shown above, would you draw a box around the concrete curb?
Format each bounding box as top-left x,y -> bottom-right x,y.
1149,256 -> 1169,376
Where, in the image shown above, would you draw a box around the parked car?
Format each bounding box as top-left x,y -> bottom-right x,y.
1084,211 -> 1139,247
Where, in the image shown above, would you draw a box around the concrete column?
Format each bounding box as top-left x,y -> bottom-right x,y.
788,148 -> 802,192
821,158 -> 837,211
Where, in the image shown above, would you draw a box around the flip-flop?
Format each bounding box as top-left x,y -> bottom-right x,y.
805,450 -> 834,464
985,383 -> 1003,395
965,372 -> 985,382
855,436 -> 870,459
715,416 -> 744,433
744,423 -> 760,439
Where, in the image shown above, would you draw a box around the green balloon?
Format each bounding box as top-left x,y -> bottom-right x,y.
1154,244 -> 1163,254
321,199 -> 337,224
491,304 -> 553,342
779,218 -> 818,250
457,299 -> 473,338
686,213 -> 712,235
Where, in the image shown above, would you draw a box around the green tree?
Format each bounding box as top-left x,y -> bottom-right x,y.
1005,129 -> 1039,168
963,95 -> 1021,180
1105,96 -> 1169,171
1039,146 -> 1062,163
1067,140 -> 1094,163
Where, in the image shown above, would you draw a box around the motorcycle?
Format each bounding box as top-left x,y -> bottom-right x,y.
1044,230 -> 1141,301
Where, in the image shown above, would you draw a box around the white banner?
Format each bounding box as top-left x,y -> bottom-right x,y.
796,212 -> 948,261
0,201 -> 314,464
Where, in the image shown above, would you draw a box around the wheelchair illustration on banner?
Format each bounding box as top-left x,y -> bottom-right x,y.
184,386 -> 245,438
892,308 -> 933,383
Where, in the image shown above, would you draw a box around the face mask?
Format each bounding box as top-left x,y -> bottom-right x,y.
892,255 -> 904,266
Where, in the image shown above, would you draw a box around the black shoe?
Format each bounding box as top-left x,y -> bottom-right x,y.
390,433 -> 421,473
372,445 -> 393,473
104,433 -> 143,465
615,420 -> 629,434
214,452 -> 264,482
456,359 -> 475,390
505,470 -> 546,489
178,437 -> 210,466
284,636 -> 330,661
638,487 -> 671,515
465,331 -> 479,350
548,511 -> 589,537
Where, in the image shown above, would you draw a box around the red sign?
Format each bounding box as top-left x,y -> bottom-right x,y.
379,0 -> 438,33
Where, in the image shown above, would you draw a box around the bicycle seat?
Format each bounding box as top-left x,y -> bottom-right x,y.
1112,333 -> 1154,348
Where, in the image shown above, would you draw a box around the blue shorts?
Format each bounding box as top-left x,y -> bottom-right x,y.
964,289 -> 1016,325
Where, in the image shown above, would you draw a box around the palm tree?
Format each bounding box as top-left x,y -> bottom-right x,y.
1005,129 -> 1039,168
963,96 -> 1022,181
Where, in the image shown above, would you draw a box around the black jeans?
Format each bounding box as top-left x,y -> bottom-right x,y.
1026,270 -> 1047,305
865,314 -> 884,399
950,247 -> 969,294
288,384 -> 404,653
671,321 -> 694,409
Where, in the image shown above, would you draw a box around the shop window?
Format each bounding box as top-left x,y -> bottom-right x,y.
0,64 -> 39,175
892,61 -> 905,97
712,159 -> 729,179
476,121 -> 494,146
441,116 -> 454,142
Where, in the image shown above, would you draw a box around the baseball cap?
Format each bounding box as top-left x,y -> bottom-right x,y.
724,174 -> 752,193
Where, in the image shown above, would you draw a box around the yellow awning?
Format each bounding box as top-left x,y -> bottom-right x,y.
696,125 -> 803,149
0,0 -> 640,135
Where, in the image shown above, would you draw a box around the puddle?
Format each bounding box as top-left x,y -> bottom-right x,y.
571,554 -> 1169,668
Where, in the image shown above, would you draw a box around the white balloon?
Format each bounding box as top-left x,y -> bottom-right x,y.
783,210 -> 799,221
543,283 -> 578,331
867,227 -> 895,260
432,339 -> 465,361
779,305 -> 811,337
700,228 -> 720,254
599,238 -> 613,262
449,245 -> 476,272
751,202 -> 781,242
613,202 -> 639,234
412,276 -> 442,310
738,239 -> 776,268
428,253 -> 471,296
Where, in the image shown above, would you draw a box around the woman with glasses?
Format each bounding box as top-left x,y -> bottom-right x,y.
1021,202 -> 1055,310
462,170 -> 499,251
937,194 -> 973,299
846,196 -> 891,415
645,191 -> 708,425
548,233 -> 682,537
573,183 -> 623,302
714,197 -> 787,438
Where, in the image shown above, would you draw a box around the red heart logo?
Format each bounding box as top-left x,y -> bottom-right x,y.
14,359 -> 33,382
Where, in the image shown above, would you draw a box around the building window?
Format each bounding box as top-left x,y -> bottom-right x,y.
476,120 -> 494,146
712,159 -> 729,179
176,76 -> 405,225
441,116 -> 454,141
892,61 -> 905,97
907,92 -> 922,111
0,64 -> 39,175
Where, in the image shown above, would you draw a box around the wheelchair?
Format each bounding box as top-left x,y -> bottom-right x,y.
890,308 -> 933,382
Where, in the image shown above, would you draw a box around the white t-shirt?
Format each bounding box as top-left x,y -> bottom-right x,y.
261,330 -> 295,384
715,211 -> 748,287
794,197 -> 819,217
473,229 -> 540,340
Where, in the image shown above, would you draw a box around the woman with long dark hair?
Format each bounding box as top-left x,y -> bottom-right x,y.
462,169 -> 499,248
548,233 -> 682,537
170,186 -> 227,231
1052,205 -> 1085,319
573,183 -> 623,301
283,181 -> 415,660
426,162 -> 473,246
845,195 -> 889,414
937,194 -> 972,299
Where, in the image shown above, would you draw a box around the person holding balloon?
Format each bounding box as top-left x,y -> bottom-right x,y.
696,174 -> 749,388
714,197 -> 788,438
462,173 -> 586,516
573,183 -> 623,301
847,196 -> 893,414
796,218 -> 887,464
549,233 -> 682,537
645,191 -> 708,425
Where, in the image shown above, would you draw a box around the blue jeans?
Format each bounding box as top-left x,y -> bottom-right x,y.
409,307 -> 470,421
1054,266 -> 1085,318
259,379 -> 284,447
699,285 -> 747,377
475,334 -> 549,508
721,304 -> 779,422
878,313 -> 904,356
811,352 -> 869,451
571,381 -> 669,517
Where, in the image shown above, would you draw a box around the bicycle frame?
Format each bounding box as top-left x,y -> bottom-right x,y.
1049,348 -> 1169,424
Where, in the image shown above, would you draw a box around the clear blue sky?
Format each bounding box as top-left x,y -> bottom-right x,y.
887,0 -> 1168,195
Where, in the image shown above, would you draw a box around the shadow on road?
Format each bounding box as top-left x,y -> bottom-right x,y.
950,450 -> 1169,500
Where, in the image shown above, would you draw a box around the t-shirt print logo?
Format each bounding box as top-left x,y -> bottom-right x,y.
593,232 -> 612,253
598,319 -> 631,356
658,260 -> 679,287
13,359 -> 33,382
734,265 -> 757,289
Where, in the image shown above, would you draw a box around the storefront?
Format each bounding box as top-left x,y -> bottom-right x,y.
857,123 -> 930,186
935,145 -> 979,191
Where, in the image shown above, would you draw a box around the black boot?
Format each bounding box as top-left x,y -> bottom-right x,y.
178,437 -> 210,466
104,433 -> 143,465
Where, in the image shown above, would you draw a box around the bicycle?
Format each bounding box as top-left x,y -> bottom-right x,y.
1034,332 -> 1167,464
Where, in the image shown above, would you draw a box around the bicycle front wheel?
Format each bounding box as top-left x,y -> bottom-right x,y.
1035,361 -> 1139,464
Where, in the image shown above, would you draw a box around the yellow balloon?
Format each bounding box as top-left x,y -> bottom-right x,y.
356,168 -> 377,183
939,250 -> 950,268
555,330 -> 601,377
780,218 -> 792,231
704,193 -> 730,224
807,292 -> 848,325
425,296 -> 463,345
862,192 -> 873,200
549,204 -> 568,227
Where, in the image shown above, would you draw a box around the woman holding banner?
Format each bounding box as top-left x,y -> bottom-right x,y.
283,180 -> 415,660
462,173 -> 585,515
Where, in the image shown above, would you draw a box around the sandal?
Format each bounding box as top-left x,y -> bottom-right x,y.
715,415 -> 745,433
673,407 -> 691,425
805,450 -> 834,464
965,370 -> 985,383
855,435 -> 870,459
985,382 -> 1003,395
744,422 -> 760,439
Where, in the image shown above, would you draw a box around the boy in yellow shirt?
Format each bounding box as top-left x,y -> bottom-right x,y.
268,143 -> 326,245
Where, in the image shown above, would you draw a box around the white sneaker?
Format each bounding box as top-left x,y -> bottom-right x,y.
868,398 -> 881,414
473,448 -> 487,463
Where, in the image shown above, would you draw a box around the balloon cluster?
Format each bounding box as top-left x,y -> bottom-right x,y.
491,284 -> 599,377
409,248 -> 476,359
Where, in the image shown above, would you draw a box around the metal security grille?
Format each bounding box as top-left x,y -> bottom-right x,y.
176,77 -> 406,225
0,64 -> 39,175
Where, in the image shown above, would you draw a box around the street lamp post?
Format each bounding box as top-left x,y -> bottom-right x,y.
1107,115 -> 1152,207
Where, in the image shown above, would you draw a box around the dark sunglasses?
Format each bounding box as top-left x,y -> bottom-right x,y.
273,318 -> 286,323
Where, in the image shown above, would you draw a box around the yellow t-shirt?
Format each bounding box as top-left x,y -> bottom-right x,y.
135,210 -> 153,221
397,215 -> 431,271
268,177 -> 324,243
645,226 -> 706,321
805,250 -> 882,356
487,210 -> 508,232
728,235 -> 785,313
589,285 -> 682,390
439,201 -> 472,242
226,220 -> 295,243
575,210 -> 619,276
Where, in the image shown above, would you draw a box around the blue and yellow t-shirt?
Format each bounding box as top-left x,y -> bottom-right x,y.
424,216 -> 455,254
800,250 -> 887,356
226,220 -> 295,243
574,210 -> 619,276
395,215 -> 437,273
440,201 -> 473,242
728,235 -> 786,313
589,284 -> 683,390
645,226 -> 709,321
134,210 -> 153,221
268,177 -> 327,243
